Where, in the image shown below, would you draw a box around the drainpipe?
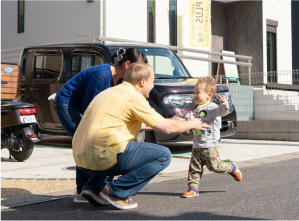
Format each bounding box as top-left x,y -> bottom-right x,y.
100,0 -> 106,37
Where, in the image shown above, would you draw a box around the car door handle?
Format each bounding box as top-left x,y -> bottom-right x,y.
30,86 -> 38,92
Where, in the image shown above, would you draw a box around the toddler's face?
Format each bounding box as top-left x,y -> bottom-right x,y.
193,83 -> 213,105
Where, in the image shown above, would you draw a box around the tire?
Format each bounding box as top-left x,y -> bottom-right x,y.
9,133 -> 34,161
144,131 -> 157,144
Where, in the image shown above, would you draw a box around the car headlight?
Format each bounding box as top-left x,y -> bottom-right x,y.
163,94 -> 195,107
213,92 -> 232,103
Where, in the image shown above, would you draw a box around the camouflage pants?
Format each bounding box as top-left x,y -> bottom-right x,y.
188,147 -> 233,189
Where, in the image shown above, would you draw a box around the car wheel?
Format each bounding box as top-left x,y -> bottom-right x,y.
136,131 -> 157,144
144,131 -> 157,143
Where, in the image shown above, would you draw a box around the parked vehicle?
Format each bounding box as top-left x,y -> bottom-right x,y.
1,67 -> 40,161
17,43 -> 237,144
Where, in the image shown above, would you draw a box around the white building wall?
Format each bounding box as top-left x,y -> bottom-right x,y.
1,0 -> 239,79
262,0 -> 293,83
105,0 -> 210,78
1,1 -> 101,50
155,0 -> 169,45
105,0 -> 147,42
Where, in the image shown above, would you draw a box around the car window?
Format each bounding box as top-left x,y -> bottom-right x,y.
147,55 -> 174,77
34,52 -> 62,80
144,49 -> 190,78
110,47 -> 190,79
71,53 -> 105,76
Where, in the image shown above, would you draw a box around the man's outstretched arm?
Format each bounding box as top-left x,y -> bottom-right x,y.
152,117 -> 210,135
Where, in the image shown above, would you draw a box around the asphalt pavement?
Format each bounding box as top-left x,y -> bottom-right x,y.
1,157 -> 299,220
1,137 -> 299,219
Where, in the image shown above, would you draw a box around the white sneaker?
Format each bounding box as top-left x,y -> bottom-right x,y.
81,189 -> 111,206
74,191 -> 89,203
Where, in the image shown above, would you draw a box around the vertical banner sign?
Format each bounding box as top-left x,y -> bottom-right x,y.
190,0 -> 211,47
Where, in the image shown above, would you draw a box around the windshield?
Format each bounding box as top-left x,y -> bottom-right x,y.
110,47 -> 190,79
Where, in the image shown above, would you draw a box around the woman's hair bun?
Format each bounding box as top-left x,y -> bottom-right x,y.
117,48 -> 126,61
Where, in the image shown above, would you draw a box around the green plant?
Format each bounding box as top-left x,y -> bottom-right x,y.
172,155 -> 190,159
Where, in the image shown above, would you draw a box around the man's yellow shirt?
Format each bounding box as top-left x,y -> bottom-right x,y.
72,81 -> 164,171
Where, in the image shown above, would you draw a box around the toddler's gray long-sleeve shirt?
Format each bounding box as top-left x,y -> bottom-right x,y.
191,101 -> 229,149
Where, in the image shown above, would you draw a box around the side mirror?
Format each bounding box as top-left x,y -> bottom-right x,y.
24,51 -> 35,81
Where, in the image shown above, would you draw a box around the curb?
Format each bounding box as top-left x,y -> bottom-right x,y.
2,151 -> 299,210
1,178 -> 75,180
1,177 -> 76,180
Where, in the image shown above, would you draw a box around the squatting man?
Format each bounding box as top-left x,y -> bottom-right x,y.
72,63 -> 210,210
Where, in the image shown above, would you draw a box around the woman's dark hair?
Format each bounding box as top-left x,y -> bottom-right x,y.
111,48 -> 142,65
141,53 -> 148,64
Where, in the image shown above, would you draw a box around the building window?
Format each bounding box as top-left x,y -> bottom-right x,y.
169,0 -> 177,46
148,0 -> 155,43
266,19 -> 278,82
18,0 -> 24,33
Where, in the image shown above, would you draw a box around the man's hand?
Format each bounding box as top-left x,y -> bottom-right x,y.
189,111 -> 194,120
219,95 -> 226,105
190,118 -> 210,131
189,111 -> 210,131
152,111 -> 210,135
171,110 -> 185,121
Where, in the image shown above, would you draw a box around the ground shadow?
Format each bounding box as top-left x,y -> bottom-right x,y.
1,188 -> 32,199
1,156 -> 18,162
1,196 -> 265,220
137,190 -> 226,197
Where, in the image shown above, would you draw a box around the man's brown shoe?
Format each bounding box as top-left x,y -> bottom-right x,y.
100,185 -> 137,210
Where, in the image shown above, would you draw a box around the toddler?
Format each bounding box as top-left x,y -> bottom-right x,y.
182,76 -> 242,198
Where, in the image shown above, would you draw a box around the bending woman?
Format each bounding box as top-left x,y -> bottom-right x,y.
53,48 -> 145,203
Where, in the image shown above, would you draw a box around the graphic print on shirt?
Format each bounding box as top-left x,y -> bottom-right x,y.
192,109 -> 211,137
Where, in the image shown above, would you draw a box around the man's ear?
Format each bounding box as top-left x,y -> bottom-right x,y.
139,78 -> 146,88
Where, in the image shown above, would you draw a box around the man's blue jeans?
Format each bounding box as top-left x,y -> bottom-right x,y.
53,99 -> 90,194
79,141 -> 172,199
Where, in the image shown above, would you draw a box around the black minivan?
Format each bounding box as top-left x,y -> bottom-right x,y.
19,43 -> 237,143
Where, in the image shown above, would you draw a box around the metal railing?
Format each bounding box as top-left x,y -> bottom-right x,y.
239,69 -> 299,86
1,37 -> 98,65
97,36 -> 253,84
1,36 -> 253,83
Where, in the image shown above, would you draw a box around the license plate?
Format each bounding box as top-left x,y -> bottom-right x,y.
21,115 -> 37,123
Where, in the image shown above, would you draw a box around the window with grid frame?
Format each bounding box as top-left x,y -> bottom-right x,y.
266,19 -> 278,82
148,0 -> 156,43
18,0 -> 24,33
169,0 -> 177,46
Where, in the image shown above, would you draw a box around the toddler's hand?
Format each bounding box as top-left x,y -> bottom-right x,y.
219,95 -> 226,105
189,111 -> 194,120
